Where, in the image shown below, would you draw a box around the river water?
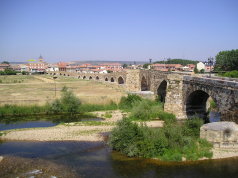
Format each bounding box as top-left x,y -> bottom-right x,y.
1,112 -> 234,177
0,141 -> 238,178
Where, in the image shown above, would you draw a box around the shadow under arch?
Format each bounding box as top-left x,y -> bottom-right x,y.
157,80 -> 167,103
89,76 -> 92,80
83,76 -> 86,79
96,76 -> 99,80
118,76 -> 124,84
111,77 -> 115,82
105,77 -> 108,81
186,90 -> 216,122
78,76 -> 80,79
141,76 -> 149,91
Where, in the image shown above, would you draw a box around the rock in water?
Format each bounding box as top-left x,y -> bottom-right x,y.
200,121 -> 238,149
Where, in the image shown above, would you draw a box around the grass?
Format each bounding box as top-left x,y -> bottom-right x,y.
0,75 -> 126,106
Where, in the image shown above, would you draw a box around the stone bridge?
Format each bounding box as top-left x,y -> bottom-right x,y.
47,70 -> 238,122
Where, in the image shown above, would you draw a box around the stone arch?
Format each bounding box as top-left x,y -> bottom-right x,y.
186,90 -> 218,121
111,77 -> 115,82
141,76 -> 149,91
60,73 -> 62,76
78,76 -> 80,79
105,77 -> 108,81
68,74 -> 70,76
89,76 -> 92,80
157,80 -> 167,103
118,76 -> 124,84
63,74 -> 66,76
83,76 -> 86,79
96,76 -> 99,80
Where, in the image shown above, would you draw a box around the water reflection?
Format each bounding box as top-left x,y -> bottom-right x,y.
0,141 -> 238,178
0,114 -> 103,131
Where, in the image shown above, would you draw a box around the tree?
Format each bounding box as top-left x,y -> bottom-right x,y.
1,61 -> 9,64
215,49 -> 238,71
194,66 -> 199,74
154,59 -> 198,66
143,63 -> 149,69
122,64 -> 128,68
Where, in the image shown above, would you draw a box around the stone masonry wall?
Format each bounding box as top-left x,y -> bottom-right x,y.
164,74 -> 186,119
125,70 -> 141,92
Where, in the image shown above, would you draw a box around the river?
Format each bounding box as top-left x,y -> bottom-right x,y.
0,140 -> 238,178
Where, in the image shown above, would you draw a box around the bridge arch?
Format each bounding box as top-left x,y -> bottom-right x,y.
83,76 -> 86,79
105,77 -> 108,81
96,76 -> 99,80
157,80 -> 167,103
63,74 -> 66,76
118,76 -> 124,84
186,90 -> 218,121
78,76 -> 80,79
89,76 -> 92,80
111,77 -> 115,82
141,76 -> 149,91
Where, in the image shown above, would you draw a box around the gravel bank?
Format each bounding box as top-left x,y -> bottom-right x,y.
1,110 -> 238,160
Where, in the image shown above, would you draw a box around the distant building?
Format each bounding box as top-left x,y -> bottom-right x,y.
0,63 -> 11,71
196,62 -> 205,71
151,64 -> 183,71
57,62 -> 68,71
27,55 -> 48,73
100,63 -> 123,72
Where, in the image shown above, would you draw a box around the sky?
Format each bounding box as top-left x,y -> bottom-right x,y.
0,0 -> 237,63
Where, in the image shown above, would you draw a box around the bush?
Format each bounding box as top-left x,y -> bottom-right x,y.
118,94 -> 142,110
109,118 -> 213,161
223,70 -> 238,78
183,118 -> 204,137
60,87 -> 81,114
129,100 -> 158,121
49,99 -> 63,114
128,99 -> 175,123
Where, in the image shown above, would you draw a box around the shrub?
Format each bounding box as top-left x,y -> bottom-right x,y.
60,87 -> 81,114
156,111 -> 176,124
109,118 -> 213,161
223,70 -> 238,78
129,100 -> 158,121
119,94 -> 142,110
49,99 -> 63,114
183,118 -> 204,137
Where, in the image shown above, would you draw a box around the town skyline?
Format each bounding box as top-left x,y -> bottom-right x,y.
1,0 -> 238,62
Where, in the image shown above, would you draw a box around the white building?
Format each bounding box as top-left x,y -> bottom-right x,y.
196,62 -> 205,71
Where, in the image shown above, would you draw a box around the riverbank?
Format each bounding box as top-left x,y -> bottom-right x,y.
0,110 -> 123,142
1,110 -> 238,161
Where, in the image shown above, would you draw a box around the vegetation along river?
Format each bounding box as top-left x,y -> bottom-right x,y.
0,112 -> 229,178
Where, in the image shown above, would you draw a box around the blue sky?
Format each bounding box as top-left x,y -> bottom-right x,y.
0,0 -> 237,63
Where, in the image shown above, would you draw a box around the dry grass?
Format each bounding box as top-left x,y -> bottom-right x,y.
0,75 -> 126,106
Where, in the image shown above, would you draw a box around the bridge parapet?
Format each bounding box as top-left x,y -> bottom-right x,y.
183,76 -> 238,89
